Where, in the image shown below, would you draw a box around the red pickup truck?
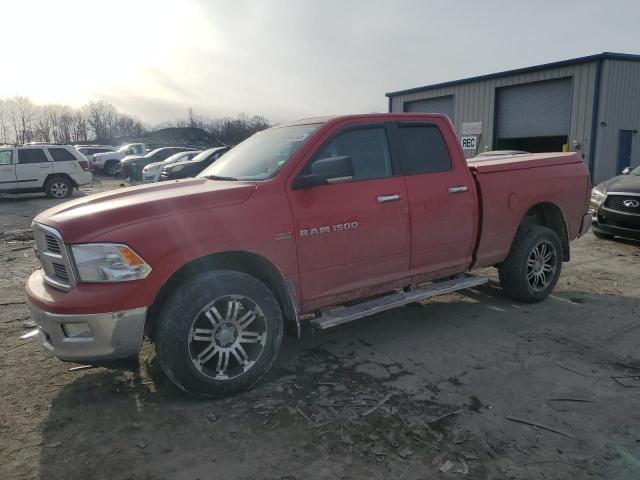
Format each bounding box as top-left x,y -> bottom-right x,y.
26,114 -> 592,397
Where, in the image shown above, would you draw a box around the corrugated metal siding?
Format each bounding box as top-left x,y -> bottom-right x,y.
594,60 -> 640,181
390,63 -> 597,161
403,95 -> 455,121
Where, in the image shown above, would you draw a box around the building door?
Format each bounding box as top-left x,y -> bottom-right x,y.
617,130 -> 633,174
495,77 -> 572,152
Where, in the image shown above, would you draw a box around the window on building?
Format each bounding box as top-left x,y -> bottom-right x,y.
397,124 -> 452,175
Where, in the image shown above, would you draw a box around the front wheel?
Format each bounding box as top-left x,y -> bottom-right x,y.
105,161 -> 118,176
154,270 -> 283,398
499,225 -> 562,303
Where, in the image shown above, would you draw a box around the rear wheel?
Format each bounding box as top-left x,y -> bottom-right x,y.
499,225 -> 562,303
154,270 -> 283,398
44,177 -> 73,199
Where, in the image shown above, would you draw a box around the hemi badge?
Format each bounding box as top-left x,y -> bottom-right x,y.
274,232 -> 292,241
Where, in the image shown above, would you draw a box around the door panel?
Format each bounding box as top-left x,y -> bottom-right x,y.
393,122 -> 476,277
16,148 -> 52,189
617,130 -> 632,174
289,177 -> 410,301
0,150 -> 17,191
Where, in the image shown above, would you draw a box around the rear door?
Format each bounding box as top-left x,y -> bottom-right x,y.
288,122 -> 410,303
16,148 -> 52,189
48,147 -> 82,174
392,121 -> 477,277
0,149 -> 17,191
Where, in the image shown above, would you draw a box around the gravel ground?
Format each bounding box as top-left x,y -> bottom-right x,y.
1,176 -> 639,480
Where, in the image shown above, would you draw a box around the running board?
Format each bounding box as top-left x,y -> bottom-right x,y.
310,275 -> 488,330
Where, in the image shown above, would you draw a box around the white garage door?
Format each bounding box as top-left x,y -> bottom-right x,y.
496,78 -> 572,139
403,95 -> 455,122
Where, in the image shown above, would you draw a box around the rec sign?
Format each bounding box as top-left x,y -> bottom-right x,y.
461,136 -> 477,150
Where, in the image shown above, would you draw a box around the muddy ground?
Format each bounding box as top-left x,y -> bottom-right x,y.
1,176 -> 639,480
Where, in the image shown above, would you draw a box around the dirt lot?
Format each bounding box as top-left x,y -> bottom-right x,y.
1,177 -> 639,480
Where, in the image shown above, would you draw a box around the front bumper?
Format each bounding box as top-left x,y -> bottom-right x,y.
592,204 -> 640,240
27,300 -> 147,362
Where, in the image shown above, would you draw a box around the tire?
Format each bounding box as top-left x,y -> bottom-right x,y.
498,225 -> 562,303
154,270 -> 284,398
593,230 -> 614,240
105,161 -> 118,176
44,177 -> 73,199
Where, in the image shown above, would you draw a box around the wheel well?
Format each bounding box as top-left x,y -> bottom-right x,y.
521,203 -> 570,261
146,251 -> 301,339
44,173 -> 76,188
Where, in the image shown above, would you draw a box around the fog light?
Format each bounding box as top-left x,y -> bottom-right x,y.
62,322 -> 92,339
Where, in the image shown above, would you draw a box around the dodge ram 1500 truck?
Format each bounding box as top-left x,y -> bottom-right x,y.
25,114 -> 592,397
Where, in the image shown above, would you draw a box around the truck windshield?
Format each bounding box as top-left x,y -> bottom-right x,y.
117,145 -> 131,153
198,123 -> 320,181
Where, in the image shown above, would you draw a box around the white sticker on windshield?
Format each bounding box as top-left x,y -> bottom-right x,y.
280,133 -> 309,142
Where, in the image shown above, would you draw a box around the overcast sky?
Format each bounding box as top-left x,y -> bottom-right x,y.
2,0 -> 639,124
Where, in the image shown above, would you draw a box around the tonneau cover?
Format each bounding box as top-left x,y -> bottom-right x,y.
467,152 -> 582,174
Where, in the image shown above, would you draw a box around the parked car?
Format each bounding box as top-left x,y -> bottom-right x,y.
589,164 -> 640,240
159,146 -> 230,181
0,144 -> 92,198
92,143 -> 146,175
25,113 -> 590,398
142,150 -> 202,183
120,147 -> 193,181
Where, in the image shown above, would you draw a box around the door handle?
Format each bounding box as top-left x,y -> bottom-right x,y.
448,186 -> 468,194
39,165 -> 50,169
376,194 -> 401,203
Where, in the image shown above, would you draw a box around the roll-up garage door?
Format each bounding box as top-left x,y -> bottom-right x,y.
496,78 -> 572,139
403,95 -> 455,122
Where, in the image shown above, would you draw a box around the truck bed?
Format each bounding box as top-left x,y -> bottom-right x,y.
468,152 -> 589,268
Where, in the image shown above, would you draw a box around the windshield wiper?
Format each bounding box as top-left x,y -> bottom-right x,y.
205,175 -> 238,181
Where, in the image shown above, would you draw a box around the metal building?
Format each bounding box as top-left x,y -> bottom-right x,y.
386,52 -> 640,183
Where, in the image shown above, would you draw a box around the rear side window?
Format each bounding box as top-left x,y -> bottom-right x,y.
311,126 -> 392,181
397,124 -> 452,175
0,150 -> 13,165
48,148 -> 77,162
18,149 -> 48,164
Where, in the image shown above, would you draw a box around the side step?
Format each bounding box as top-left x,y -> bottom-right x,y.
310,275 -> 488,330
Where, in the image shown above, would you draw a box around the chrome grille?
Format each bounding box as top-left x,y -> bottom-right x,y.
604,194 -> 640,215
32,223 -> 75,290
45,233 -> 61,253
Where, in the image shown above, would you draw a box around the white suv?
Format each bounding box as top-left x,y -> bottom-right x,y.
0,145 -> 92,199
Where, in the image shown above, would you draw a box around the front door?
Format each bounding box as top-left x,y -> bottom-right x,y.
618,130 -> 633,174
288,123 -> 410,304
0,149 -> 17,191
16,147 -> 52,189
393,121 -> 476,277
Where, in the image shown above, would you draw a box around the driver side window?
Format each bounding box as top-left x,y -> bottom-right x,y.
310,126 -> 392,181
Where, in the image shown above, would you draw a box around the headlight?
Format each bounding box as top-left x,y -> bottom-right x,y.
71,244 -> 151,282
591,185 -> 606,203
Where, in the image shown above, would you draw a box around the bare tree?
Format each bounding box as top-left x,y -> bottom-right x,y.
9,96 -> 35,144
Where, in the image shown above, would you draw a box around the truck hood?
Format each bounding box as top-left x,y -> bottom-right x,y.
35,178 -> 257,243
601,173 -> 640,193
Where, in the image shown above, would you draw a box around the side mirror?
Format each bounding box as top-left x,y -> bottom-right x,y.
622,166 -> 632,175
292,155 -> 354,189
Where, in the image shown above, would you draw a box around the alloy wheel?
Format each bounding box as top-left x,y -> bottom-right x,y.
526,241 -> 557,291
188,295 -> 267,380
50,181 -> 69,198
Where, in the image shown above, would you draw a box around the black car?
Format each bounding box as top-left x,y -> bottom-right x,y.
159,147 -> 230,181
121,147 -> 192,181
590,165 -> 640,240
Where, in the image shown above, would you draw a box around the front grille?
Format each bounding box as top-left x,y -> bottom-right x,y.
604,195 -> 640,214
52,263 -> 69,281
45,233 -> 61,253
32,223 -> 74,290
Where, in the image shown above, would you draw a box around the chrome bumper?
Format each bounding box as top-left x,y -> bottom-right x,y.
27,301 -> 147,362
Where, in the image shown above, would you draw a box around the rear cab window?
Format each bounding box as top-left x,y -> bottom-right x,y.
395,123 -> 452,175
48,148 -> 77,162
18,149 -> 49,164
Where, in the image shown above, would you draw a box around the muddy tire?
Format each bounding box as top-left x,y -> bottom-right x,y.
498,225 -> 562,303
154,270 -> 283,398
44,176 -> 73,199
